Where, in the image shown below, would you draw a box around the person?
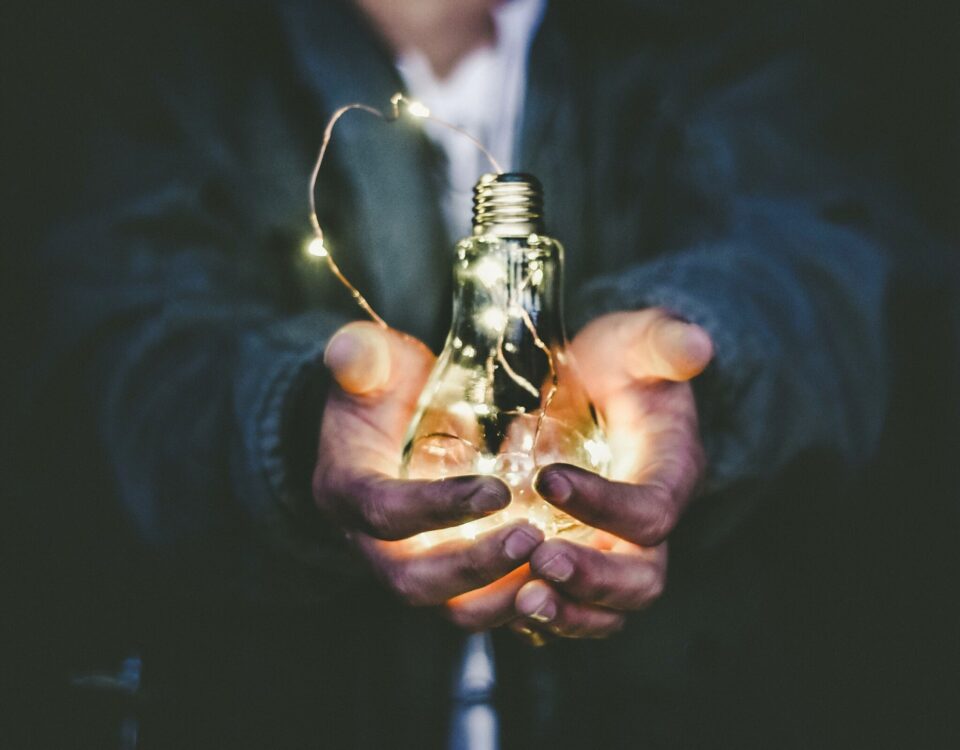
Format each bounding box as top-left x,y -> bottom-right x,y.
9,0 -> 958,747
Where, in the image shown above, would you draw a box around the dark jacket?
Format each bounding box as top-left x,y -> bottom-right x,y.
11,0 -> 955,747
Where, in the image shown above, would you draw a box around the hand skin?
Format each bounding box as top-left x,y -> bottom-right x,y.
510,309 -> 714,644
312,322 -> 544,626
311,310 -> 712,638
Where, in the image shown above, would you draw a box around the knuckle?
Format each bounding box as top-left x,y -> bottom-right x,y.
642,489 -> 676,543
648,574 -> 665,601
361,492 -> 401,540
627,567 -> 665,609
385,565 -> 424,606
597,616 -> 627,639
460,540 -> 495,590
579,559 -> 615,603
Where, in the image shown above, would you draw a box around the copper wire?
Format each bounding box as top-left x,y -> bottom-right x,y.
307,94 -> 503,329
309,94 -> 558,470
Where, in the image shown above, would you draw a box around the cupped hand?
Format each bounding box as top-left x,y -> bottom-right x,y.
512,309 -> 713,642
313,322 -> 543,627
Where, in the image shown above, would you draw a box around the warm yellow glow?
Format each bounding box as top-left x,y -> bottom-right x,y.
474,258 -> 505,287
306,237 -> 328,258
583,438 -> 612,469
406,100 -> 431,118
449,401 -> 475,420
479,307 -> 508,333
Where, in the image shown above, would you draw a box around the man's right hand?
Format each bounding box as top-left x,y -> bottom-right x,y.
313,322 -> 543,628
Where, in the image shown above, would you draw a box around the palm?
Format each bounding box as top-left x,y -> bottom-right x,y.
506,309 -> 712,641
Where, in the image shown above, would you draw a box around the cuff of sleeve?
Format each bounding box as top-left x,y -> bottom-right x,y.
571,247 -> 769,498
234,310 -> 369,600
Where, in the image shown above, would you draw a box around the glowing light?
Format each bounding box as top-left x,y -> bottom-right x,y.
583,438 -> 612,469
479,307 -> 508,333
473,404 -> 492,416
476,455 -> 497,474
505,472 -> 523,487
450,401 -> 475,420
452,336 -> 463,349
406,100 -> 431,119
306,237 -> 328,258
461,344 -> 476,358
474,258 -> 505,287
521,433 -> 534,452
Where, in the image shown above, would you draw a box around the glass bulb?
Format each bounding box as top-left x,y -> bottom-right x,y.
401,174 -> 608,546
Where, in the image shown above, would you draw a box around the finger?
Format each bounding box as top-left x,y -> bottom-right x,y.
534,463 -> 677,547
444,565 -> 533,631
358,522 -> 543,607
628,312 -> 713,382
515,580 -> 625,639
530,538 -> 666,611
329,473 -> 512,540
324,321 -> 392,394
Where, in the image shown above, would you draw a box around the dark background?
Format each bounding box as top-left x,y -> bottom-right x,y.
3,1 -> 958,747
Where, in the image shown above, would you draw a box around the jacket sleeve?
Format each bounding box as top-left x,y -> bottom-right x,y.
570,24 -> 896,550
33,17 -> 365,604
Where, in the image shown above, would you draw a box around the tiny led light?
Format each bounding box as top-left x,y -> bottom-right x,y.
474,258 -> 505,287
306,237 -> 328,257
406,100 -> 431,119
479,307 -> 508,333
583,438 -> 612,469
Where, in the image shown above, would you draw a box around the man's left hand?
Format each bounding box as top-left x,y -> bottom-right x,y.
512,309 -> 713,642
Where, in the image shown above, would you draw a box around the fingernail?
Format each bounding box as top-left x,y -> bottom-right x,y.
539,552 -> 574,582
535,469 -> 572,505
660,321 -> 713,379
324,325 -> 389,393
518,587 -> 556,623
466,481 -> 510,513
503,528 -> 541,561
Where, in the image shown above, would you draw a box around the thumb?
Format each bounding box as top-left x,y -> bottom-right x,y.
627,312 -> 713,382
324,322 -> 391,395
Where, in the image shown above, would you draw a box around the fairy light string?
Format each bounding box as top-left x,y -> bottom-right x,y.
308,92 -> 556,471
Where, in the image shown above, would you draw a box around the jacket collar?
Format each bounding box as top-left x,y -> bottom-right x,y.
279,0 -> 450,346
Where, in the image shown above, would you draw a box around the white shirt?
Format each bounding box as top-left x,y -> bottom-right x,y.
393,3 -> 547,748
396,0 -> 547,241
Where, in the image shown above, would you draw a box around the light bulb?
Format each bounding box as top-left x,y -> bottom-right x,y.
401,173 -> 609,546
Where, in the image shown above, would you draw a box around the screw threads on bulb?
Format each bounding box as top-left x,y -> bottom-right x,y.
473,173 -> 545,237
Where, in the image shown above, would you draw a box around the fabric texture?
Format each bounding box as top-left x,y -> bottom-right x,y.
19,0 -> 948,746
